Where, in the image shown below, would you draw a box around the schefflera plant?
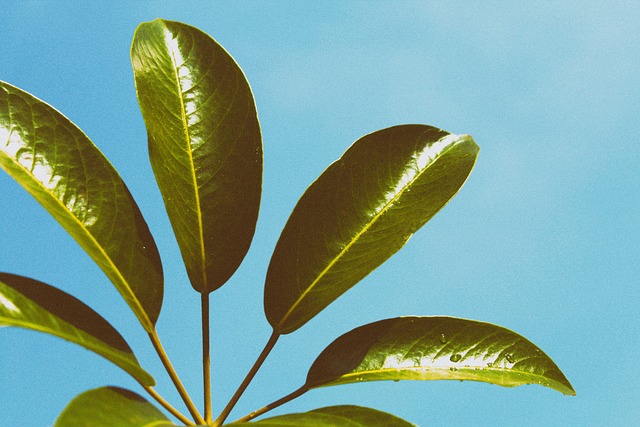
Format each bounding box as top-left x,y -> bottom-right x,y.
0,18 -> 575,427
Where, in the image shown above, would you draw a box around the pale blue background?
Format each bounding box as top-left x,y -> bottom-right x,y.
1,2 -> 638,426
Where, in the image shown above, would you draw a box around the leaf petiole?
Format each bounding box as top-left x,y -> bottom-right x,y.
202,292 -> 212,424
213,330 -> 280,426
148,329 -> 205,424
142,385 -> 195,426
232,385 -> 309,424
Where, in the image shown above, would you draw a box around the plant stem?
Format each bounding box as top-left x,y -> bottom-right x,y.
142,384 -> 195,426
213,330 -> 280,426
202,292 -> 212,424
232,385 -> 309,423
149,328 -> 205,424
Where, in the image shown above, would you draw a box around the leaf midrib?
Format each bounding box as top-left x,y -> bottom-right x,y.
0,136 -> 153,332
166,30 -> 207,291
318,366 -> 566,389
277,138 -> 461,331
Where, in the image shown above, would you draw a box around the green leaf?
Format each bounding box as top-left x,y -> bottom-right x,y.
227,405 -> 415,426
0,273 -> 154,386
305,316 -> 575,396
0,81 -> 163,331
265,125 -> 479,334
131,19 -> 262,293
55,386 -> 176,427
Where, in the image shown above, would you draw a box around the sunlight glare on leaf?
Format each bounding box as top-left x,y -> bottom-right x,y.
381,354 -> 420,369
415,134 -> 462,170
379,133 -> 467,212
162,28 -> 200,126
0,291 -> 20,314
1,128 -> 11,152
1,122 -> 97,226
2,132 -> 61,190
379,353 -> 493,370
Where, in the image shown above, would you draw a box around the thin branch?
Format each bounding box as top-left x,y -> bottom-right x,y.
202,292 -> 212,424
232,386 -> 309,424
149,328 -> 205,424
142,385 -> 195,426
213,330 -> 280,426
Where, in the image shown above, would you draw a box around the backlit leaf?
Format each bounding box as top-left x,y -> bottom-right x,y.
131,19 -> 262,293
265,125 -> 479,333
0,81 -> 163,331
0,273 -> 154,386
55,387 -> 176,427
227,405 -> 415,426
305,316 -> 575,395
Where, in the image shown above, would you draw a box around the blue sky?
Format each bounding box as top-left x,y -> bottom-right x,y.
1,2 -> 639,426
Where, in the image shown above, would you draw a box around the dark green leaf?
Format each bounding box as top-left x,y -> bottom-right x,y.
55,386 -> 176,427
265,125 -> 479,333
131,19 -> 262,293
227,405 -> 415,426
0,273 -> 154,386
0,81 -> 163,331
305,316 -> 575,396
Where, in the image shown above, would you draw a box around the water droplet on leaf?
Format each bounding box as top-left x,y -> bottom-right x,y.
450,354 -> 462,363
505,353 -> 515,363
439,334 -> 447,344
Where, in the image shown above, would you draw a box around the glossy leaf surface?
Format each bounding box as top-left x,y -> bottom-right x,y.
265,125 -> 479,333
0,81 -> 163,330
0,273 -> 154,386
131,19 -> 262,293
228,405 -> 415,426
55,387 -> 176,427
306,316 -> 575,395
